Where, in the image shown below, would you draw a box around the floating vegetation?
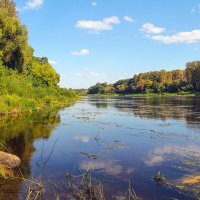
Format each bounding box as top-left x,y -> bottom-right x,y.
159,122 -> 170,126
180,158 -> 200,167
150,129 -> 157,133
154,171 -> 200,199
153,171 -> 166,185
73,109 -> 99,123
105,142 -> 128,151
79,152 -> 100,159
167,176 -> 200,199
182,175 -> 200,185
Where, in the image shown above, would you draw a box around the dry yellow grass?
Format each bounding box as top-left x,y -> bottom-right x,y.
182,175 -> 200,185
0,164 -> 13,179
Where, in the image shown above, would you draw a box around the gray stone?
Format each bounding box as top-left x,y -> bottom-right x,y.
0,151 -> 21,168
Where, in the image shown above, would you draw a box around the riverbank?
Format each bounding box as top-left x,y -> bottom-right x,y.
87,91 -> 200,97
0,62 -> 79,115
0,89 -> 79,115
0,95 -> 79,115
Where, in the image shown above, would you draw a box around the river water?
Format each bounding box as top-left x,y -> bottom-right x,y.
0,96 -> 200,200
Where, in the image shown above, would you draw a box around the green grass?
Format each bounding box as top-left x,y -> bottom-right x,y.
0,65 -> 79,114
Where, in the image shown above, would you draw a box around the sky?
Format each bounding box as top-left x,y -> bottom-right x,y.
15,0 -> 200,89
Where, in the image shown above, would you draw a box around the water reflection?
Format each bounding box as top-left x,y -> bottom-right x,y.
145,144 -> 200,166
87,96 -> 200,128
74,135 -> 90,143
0,97 -> 200,199
0,111 -> 61,200
81,159 -> 134,176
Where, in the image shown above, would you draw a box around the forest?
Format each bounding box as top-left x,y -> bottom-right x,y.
87,62 -> 200,95
0,0 -> 77,114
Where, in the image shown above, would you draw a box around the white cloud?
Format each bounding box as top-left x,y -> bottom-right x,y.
92,2 -> 97,6
72,49 -> 89,56
24,0 -> 44,9
75,73 -> 83,77
141,23 -> 165,34
49,60 -> 57,65
76,16 -> 120,33
89,72 -> 102,77
124,16 -> 135,23
89,72 -> 108,79
149,30 -> 200,44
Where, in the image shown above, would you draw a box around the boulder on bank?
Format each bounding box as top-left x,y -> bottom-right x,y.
0,151 -> 21,169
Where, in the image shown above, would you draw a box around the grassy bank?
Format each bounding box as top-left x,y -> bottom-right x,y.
87,91 -> 200,98
0,91 -> 79,115
0,65 -> 79,114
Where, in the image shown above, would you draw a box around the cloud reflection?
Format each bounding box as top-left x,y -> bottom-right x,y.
145,144 -> 200,166
74,135 -> 90,143
80,159 -> 134,176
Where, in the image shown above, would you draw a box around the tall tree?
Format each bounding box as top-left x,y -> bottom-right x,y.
0,0 -> 32,72
186,61 -> 200,91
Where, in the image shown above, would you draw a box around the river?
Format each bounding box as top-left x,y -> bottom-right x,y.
0,96 -> 200,200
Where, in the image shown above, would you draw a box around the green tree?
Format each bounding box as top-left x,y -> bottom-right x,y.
26,58 -> 60,86
186,61 -> 200,91
0,1 -> 32,72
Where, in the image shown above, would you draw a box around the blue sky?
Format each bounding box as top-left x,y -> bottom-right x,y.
15,0 -> 200,89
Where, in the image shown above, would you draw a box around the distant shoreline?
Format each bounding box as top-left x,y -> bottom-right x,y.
86,91 -> 200,97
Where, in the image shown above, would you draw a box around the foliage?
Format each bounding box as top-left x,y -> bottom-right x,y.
87,65 -> 200,95
0,0 -> 17,17
0,2 -> 32,72
25,57 -> 60,87
186,61 -> 200,91
0,64 -> 77,113
0,0 -> 78,113
74,89 -> 88,96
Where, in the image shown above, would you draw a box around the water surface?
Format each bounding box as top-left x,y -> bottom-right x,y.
0,96 -> 200,200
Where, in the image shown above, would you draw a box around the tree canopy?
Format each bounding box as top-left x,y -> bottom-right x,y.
0,0 -> 60,86
87,64 -> 199,95
0,0 -> 77,113
0,1 -> 32,72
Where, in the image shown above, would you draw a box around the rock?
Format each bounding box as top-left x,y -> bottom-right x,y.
0,151 -> 21,169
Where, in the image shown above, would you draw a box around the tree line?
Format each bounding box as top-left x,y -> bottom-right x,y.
87,62 -> 200,95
